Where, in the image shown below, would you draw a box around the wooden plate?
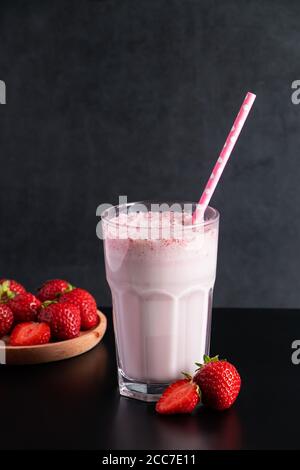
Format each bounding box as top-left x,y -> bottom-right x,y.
0,310 -> 107,365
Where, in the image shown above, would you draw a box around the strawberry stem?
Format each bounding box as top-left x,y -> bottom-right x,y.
181,372 -> 193,381
41,300 -> 58,308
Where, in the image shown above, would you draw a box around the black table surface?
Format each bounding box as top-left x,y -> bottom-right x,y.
0,307 -> 299,450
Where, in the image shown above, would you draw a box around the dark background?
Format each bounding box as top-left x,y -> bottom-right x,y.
0,0 -> 298,308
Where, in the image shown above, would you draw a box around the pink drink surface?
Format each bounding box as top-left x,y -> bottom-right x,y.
103,211 -> 219,383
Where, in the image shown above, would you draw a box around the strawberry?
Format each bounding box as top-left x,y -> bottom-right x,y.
7,292 -> 41,323
0,304 -> 14,337
38,302 -> 81,340
37,279 -> 71,302
156,377 -> 200,414
59,288 -> 99,330
9,322 -> 51,346
0,279 -> 26,301
193,355 -> 241,411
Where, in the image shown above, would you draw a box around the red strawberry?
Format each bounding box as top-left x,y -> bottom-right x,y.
9,322 -> 51,346
156,377 -> 200,414
0,279 -> 26,301
59,288 -> 98,330
0,304 -> 14,337
8,292 -> 41,323
38,302 -> 81,340
37,279 -> 71,302
193,355 -> 241,411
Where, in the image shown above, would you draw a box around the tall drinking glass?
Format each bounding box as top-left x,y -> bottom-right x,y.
102,201 -> 219,402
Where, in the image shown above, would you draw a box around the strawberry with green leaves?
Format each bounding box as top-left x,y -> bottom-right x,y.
7,292 -> 41,323
59,288 -> 99,330
156,355 -> 241,415
193,355 -> 241,411
37,279 -> 72,302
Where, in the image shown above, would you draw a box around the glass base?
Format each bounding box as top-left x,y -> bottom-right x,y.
118,369 -> 169,402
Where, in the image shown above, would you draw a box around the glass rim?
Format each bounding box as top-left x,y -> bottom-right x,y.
101,201 -> 219,229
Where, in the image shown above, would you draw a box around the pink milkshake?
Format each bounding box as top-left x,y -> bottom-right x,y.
102,202 -> 219,401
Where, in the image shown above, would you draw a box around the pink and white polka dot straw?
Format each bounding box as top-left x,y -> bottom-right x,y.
193,92 -> 256,223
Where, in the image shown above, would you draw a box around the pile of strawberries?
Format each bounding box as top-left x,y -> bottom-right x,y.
0,278 -> 99,346
156,355 -> 241,414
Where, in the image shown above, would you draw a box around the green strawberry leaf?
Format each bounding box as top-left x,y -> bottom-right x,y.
208,355 -> 219,363
0,281 -> 16,301
195,354 -> 220,370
